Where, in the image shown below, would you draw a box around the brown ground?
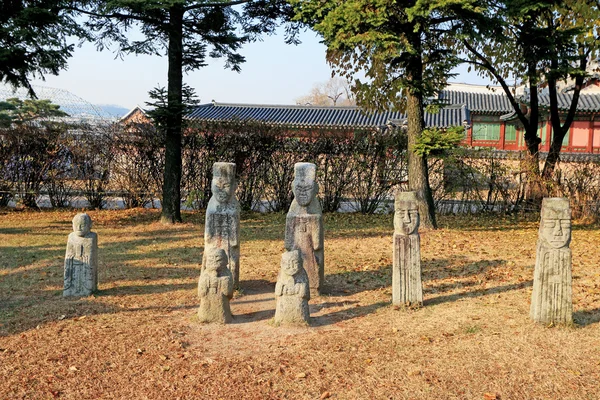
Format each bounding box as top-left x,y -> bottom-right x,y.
1,209 -> 599,400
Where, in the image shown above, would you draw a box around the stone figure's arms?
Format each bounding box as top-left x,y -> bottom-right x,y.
312,217 -> 323,251
297,282 -> 310,300
198,276 -> 209,297
275,281 -> 283,296
231,213 -> 240,247
284,216 -> 294,250
205,213 -> 215,242
64,241 -> 75,288
220,276 -> 234,298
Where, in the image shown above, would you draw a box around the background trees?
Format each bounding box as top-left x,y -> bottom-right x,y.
72,0 -> 293,223
461,0 -> 600,195
0,0 -> 85,96
295,77 -> 355,106
291,0 -> 478,228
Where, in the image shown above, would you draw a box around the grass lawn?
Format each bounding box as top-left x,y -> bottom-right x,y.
1,208 -> 599,399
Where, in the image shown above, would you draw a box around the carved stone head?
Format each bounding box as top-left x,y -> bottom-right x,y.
539,197 -> 571,249
394,191 -> 419,235
211,162 -> 237,204
292,163 -> 318,207
72,213 -> 92,237
206,248 -> 228,272
281,250 -> 302,277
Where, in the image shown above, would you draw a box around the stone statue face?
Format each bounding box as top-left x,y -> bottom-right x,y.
212,177 -> 234,204
396,201 -> 419,235
72,214 -> 91,237
293,181 -> 316,207
283,255 -> 300,276
541,216 -> 571,249
207,249 -> 227,271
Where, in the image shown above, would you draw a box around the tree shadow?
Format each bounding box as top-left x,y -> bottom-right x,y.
311,301 -> 389,327
238,279 -> 276,296
425,280 -> 533,306
232,308 -> 274,324
98,282 -> 196,297
573,308 -> 600,327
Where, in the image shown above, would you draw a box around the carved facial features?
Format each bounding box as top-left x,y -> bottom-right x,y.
208,249 -> 228,272
293,182 -> 315,207
212,177 -> 234,203
395,201 -> 419,235
72,214 -> 92,237
281,250 -> 301,277
541,217 -> 571,249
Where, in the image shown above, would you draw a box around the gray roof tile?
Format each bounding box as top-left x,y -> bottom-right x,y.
186,102 -> 468,129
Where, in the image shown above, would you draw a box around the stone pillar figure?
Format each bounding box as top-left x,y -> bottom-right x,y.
204,162 -> 240,288
392,191 -> 423,306
64,213 -> 98,297
530,197 -> 573,324
285,162 -> 324,296
198,248 -> 234,323
274,250 -> 310,326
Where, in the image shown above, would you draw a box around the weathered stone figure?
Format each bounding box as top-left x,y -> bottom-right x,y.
530,197 -> 573,324
198,248 -> 234,323
392,191 -> 423,306
274,250 -> 310,326
204,162 -> 240,288
285,162 -> 324,295
63,213 -> 98,297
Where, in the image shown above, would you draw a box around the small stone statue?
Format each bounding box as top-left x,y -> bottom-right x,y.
392,191 -> 423,306
198,248 -> 234,323
64,213 -> 98,297
285,162 -> 324,296
204,162 -> 241,288
274,250 -> 310,326
530,197 -> 573,324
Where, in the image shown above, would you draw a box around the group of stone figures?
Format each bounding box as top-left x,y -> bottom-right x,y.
63,162 -> 574,326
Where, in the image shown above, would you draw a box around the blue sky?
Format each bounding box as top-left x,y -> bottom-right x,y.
32,29 -> 493,110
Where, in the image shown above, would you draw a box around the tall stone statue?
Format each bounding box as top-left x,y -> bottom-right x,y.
64,213 -> 98,297
204,162 -> 240,288
198,248 -> 234,323
274,250 -> 310,326
530,197 -> 573,324
392,191 -> 423,306
285,162 -> 324,296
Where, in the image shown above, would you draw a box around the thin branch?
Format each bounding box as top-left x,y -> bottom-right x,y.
66,7 -> 163,27
184,0 -> 253,11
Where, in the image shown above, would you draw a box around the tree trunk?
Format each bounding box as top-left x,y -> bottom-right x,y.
160,5 -> 184,224
405,41 -> 436,229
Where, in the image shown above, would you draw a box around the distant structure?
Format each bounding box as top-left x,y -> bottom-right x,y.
0,84 -> 116,124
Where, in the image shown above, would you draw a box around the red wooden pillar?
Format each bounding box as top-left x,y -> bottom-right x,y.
499,122 -> 506,150
545,121 -> 552,152
588,116 -> 595,153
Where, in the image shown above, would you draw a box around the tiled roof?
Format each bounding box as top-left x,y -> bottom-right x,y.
538,93 -> 600,112
186,102 -> 469,129
438,90 -> 514,114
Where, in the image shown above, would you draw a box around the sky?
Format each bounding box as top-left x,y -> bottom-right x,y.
31,28 -> 494,111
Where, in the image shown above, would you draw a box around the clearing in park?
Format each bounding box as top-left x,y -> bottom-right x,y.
1,209 -> 599,399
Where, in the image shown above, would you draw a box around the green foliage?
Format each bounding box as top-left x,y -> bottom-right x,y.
0,98 -> 68,127
413,126 -> 464,157
0,1 -> 86,96
145,85 -> 199,131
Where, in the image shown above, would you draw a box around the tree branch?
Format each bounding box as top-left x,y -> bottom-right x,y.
184,0 -> 254,11
462,39 -> 529,129
66,7 -> 162,27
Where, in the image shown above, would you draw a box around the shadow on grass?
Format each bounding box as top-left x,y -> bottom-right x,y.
239,279 -> 275,296
311,301 -> 389,327
98,282 -> 196,297
573,308 -> 600,327
425,280 -> 533,306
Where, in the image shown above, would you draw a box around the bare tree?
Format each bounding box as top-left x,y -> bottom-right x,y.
295,77 -> 356,106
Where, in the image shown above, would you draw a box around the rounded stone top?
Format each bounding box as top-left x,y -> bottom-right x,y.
294,162 -> 316,181
213,162 -> 236,179
395,191 -> 418,202
541,197 -> 570,219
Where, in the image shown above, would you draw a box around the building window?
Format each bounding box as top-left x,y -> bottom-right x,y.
505,124 -> 517,142
473,123 -> 501,141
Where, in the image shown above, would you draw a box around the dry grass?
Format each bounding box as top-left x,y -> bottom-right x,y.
1,208 -> 599,400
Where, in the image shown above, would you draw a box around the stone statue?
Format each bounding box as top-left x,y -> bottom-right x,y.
198,248 -> 234,323
274,250 -> 310,326
63,213 -> 98,297
392,191 -> 423,306
530,197 -> 573,324
285,162 -> 324,296
204,162 -> 240,288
